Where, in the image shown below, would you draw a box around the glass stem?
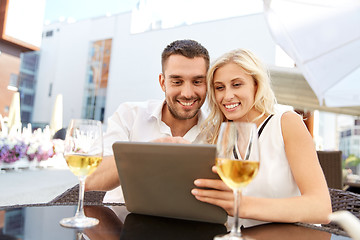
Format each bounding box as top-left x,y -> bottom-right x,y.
231,188 -> 241,236
75,176 -> 87,218
76,231 -> 83,240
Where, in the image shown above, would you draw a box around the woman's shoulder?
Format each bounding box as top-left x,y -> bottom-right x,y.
267,110 -> 304,138
279,110 -> 309,141
280,111 -> 303,126
267,109 -> 298,125
268,107 -> 300,123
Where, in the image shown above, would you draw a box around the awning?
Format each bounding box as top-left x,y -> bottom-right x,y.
264,0 -> 360,108
270,66 -> 360,116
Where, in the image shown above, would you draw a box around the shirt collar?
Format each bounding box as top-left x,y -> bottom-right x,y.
183,108 -> 206,142
148,100 -> 207,142
148,100 -> 165,121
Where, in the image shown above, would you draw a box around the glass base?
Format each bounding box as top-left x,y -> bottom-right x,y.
60,216 -> 99,229
214,232 -> 244,240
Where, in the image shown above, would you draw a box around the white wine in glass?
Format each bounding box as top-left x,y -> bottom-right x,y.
60,119 -> 103,228
214,122 -> 260,240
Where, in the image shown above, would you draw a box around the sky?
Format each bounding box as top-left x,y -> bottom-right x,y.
43,0 -> 263,26
44,0 -> 139,24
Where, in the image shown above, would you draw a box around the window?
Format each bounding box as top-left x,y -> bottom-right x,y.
21,111 -> 31,122
355,129 -> 360,135
19,73 -> 35,88
346,130 -> 352,137
21,52 -> 39,72
48,83 -> 53,97
22,94 -> 34,106
82,39 -> 112,122
45,30 -> 53,37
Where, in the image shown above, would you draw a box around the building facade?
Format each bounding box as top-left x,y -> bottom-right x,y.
34,12 -> 276,128
30,8 -> 359,154
339,119 -> 360,173
0,42 -> 21,118
0,0 -> 44,129
18,51 -> 40,125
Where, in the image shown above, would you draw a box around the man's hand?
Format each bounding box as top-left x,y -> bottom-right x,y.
152,136 -> 191,144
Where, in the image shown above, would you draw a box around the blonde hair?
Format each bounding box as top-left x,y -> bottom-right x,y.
202,49 -> 277,144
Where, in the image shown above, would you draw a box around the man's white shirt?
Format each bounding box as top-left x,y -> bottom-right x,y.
103,99 -> 208,203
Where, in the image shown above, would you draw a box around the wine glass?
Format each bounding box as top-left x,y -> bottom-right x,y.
214,122 -> 260,240
60,119 -> 103,228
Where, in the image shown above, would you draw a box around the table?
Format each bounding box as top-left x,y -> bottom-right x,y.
0,168 -> 78,207
344,181 -> 360,194
344,181 -> 360,188
0,205 -> 351,240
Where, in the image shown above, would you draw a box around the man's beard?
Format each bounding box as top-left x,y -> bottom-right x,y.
166,99 -> 200,120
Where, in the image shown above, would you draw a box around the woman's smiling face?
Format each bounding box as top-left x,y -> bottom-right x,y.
213,62 -> 258,122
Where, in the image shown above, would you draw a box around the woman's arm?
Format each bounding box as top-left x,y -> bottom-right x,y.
192,112 -> 332,224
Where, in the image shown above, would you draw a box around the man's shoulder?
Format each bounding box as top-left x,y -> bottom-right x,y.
116,99 -> 163,112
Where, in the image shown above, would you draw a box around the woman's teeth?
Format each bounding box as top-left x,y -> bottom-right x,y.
224,103 -> 239,109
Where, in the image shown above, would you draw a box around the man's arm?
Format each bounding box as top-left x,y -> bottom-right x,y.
85,103 -> 134,191
85,155 -> 120,191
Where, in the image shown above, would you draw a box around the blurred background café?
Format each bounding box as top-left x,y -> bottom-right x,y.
1,0 -> 359,190
0,0 -> 359,238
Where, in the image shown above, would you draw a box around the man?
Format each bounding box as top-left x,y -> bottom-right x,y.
85,40 -> 210,200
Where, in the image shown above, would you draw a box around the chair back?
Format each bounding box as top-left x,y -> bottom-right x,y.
319,188 -> 360,236
329,188 -> 360,218
317,151 -> 343,189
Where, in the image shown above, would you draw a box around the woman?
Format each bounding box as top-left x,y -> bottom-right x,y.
191,49 -> 332,227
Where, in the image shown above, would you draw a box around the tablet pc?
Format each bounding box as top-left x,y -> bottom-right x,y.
112,141 -> 228,224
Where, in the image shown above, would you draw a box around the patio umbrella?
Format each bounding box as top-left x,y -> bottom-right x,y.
7,92 -> 21,133
264,0 -> 360,107
0,114 -> 5,135
50,94 -> 63,134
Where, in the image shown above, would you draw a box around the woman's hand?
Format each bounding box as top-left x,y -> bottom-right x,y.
191,166 -> 236,216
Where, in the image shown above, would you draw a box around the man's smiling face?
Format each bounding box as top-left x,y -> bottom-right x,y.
160,54 -> 207,120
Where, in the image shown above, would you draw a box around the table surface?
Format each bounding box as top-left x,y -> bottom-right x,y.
0,168 -> 78,207
344,181 -> 360,188
0,205 -> 351,240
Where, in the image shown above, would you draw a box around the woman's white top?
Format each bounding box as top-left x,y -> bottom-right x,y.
238,111 -> 301,228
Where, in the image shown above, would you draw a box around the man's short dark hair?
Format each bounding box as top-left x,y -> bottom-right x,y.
161,39 -> 209,73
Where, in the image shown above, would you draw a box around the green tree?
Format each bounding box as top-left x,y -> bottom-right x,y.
344,154 -> 360,168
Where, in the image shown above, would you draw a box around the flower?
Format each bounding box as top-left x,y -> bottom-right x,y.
25,138 -> 54,162
0,132 -> 64,166
0,137 -> 28,163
